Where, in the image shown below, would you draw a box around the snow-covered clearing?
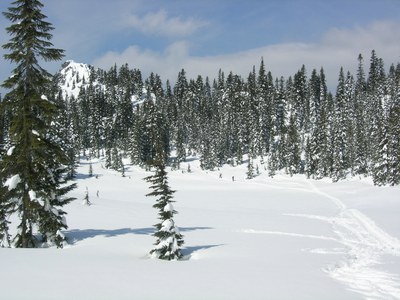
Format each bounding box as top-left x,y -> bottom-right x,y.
1,156 -> 399,300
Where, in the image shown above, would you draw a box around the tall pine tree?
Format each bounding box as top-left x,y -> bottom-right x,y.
144,133 -> 184,260
1,0 -> 75,247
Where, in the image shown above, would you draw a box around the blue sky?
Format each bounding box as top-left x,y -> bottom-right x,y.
1,0 -> 400,92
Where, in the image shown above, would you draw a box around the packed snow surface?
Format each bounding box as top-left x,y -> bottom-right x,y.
1,156 -> 399,300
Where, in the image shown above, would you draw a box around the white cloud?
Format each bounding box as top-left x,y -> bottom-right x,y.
123,10 -> 208,37
93,20 -> 400,91
93,41 -> 190,81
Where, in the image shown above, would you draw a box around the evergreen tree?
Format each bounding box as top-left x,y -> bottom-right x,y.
111,147 -> 122,171
353,54 -> 369,175
332,68 -> 352,181
286,113 -> 302,175
387,102 -> 400,185
309,69 -> 321,131
313,100 -> 330,178
367,50 -> 386,173
120,153 -> 125,177
1,0 -> 75,247
268,143 -> 279,177
246,67 -> 262,158
144,139 -> 183,260
0,96 -> 11,247
372,123 -> 389,185
199,78 -> 218,170
307,68 -> 329,179
292,65 -> 309,132
0,211 -> 11,247
385,64 -> 400,185
56,93 -> 79,180
105,147 -> 112,169
246,158 -> 256,179
173,69 -> 189,164
0,179 -> 11,247
257,58 -> 274,155
273,77 -> 287,138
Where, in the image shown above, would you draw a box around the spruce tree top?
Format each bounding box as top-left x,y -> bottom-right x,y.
2,0 -> 64,91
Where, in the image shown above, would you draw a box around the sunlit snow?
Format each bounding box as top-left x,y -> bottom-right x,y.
7,146 -> 15,156
1,156 -> 399,300
4,174 -> 21,191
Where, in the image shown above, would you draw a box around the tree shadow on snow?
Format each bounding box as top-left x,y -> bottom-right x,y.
65,227 -> 154,244
181,244 -> 224,260
179,226 -> 213,232
65,226 -> 214,245
74,173 -> 92,180
73,173 -> 103,180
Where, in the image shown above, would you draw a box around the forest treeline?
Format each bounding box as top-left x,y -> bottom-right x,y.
2,50 -> 399,186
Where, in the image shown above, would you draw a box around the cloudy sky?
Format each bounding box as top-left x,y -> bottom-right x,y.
1,0 -> 400,93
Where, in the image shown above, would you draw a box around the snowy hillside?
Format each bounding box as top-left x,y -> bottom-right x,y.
57,61 -> 151,107
58,60 -> 92,99
1,156 -> 399,300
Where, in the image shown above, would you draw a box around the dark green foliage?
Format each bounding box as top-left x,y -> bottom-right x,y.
286,114 -> 301,175
387,103 -> 400,185
145,162 -> 184,260
332,68 -> 353,181
246,158 -> 256,179
1,0 -> 75,247
0,184 -> 12,247
353,55 -> 369,176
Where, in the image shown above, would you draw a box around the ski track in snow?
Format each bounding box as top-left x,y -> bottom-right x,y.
243,178 -> 400,300
241,229 -> 338,242
305,180 -> 400,300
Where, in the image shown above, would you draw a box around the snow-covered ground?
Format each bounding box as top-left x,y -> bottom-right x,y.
1,156 -> 400,300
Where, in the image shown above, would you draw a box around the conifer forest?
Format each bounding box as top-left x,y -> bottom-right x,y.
7,51 -> 397,186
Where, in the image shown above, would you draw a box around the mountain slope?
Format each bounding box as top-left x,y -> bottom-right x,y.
58,60 -> 92,99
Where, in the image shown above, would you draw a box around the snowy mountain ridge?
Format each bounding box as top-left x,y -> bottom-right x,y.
57,60 -> 155,107
58,60 -> 92,99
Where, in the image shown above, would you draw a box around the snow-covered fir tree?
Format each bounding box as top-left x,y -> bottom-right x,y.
353,54 -> 369,176
386,101 -> 400,185
145,160 -> 184,260
144,144 -> 184,260
1,0 -> 76,247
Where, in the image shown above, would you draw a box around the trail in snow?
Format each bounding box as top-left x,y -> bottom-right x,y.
240,229 -> 338,242
305,180 -> 400,300
241,176 -> 400,299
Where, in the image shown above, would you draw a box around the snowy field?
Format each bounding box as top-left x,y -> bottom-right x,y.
1,156 -> 400,300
